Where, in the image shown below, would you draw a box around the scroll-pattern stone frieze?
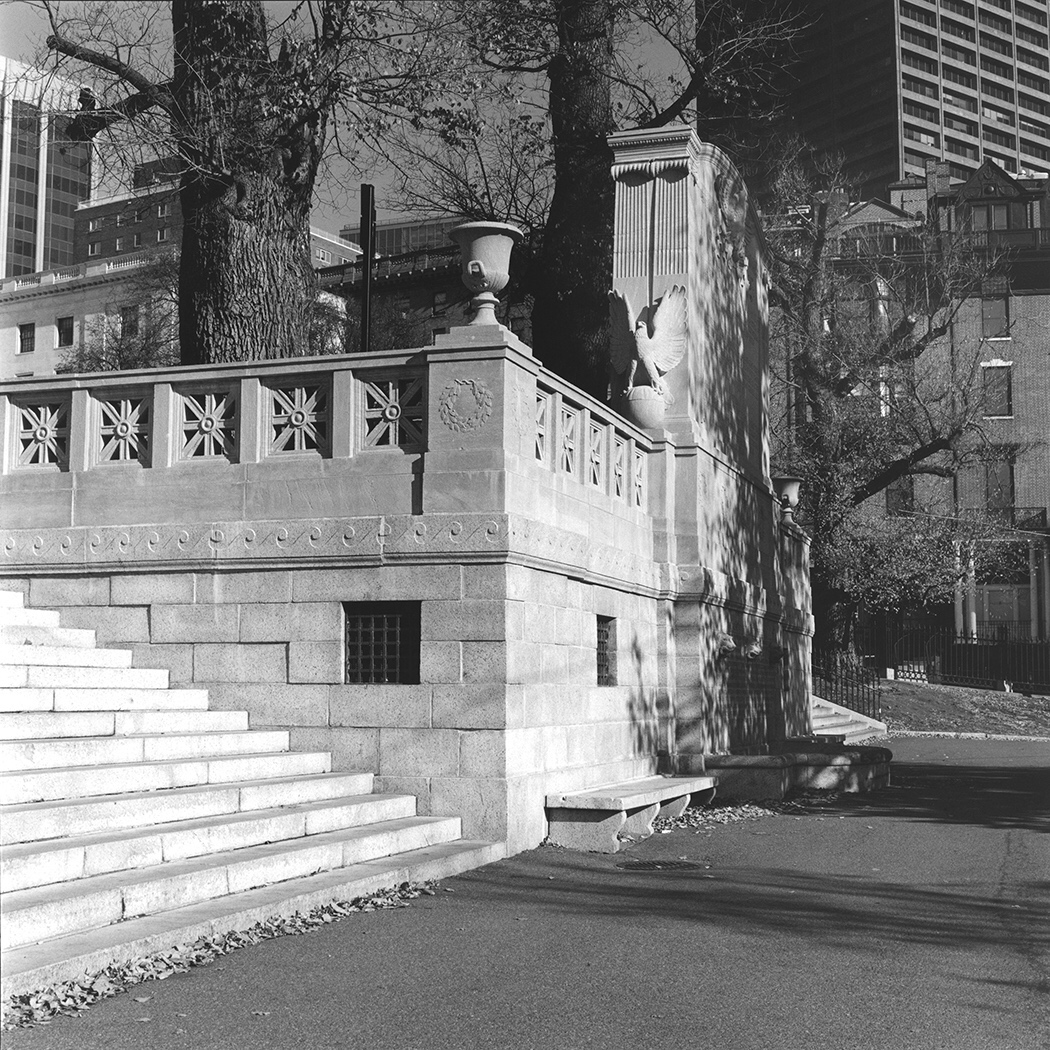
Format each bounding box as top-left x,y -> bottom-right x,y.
0,514 -> 511,569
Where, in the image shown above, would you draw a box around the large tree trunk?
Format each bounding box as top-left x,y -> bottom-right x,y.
530,0 -> 615,397
812,580 -> 860,653
171,1 -> 320,365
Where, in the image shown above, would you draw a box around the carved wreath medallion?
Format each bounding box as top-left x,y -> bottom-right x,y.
438,379 -> 494,433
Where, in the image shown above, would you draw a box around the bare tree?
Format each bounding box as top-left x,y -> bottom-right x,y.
57,249 -> 180,372
382,0 -> 804,394
765,154 -> 1015,649
41,0 -> 463,365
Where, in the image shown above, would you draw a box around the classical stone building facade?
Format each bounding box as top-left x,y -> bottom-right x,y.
0,127 -> 813,853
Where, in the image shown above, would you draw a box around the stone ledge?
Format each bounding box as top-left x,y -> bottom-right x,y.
703,745 -> 892,800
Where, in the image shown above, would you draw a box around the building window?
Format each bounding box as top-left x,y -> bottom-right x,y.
1017,1 -> 1048,26
984,452 -> 1015,518
87,241 -> 101,257
903,73 -> 939,99
971,203 -> 1010,229
596,616 -> 616,686
1018,45 -> 1050,71
432,291 -> 447,316
156,228 -> 169,244
56,316 -> 74,347
120,306 -> 140,338
982,364 -> 1013,416
133,232 -> 143,248
157,202 -> 170,218
343,602 -> 421,684
982,297 -> 1010,338
904,124 -> 940,147
980,54 -> 1014,79
115,236 -> 125,252
88,217 -> 102,232
316,247 -> 331,263
17,323 -> 35,355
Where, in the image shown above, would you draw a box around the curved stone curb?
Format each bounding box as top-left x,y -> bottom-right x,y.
887,730 -> 1050,743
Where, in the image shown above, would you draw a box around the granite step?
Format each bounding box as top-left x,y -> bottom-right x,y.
0,606 -> 60,628
1,749 -> 333,805
2,771 -> 376,845
0,729 -> 291,772
0,708 -> 248,739
0,664 -> 171,690
0,643 -> 130,668
1,839 -> 505,998
2,815 -> 464,949
0,624 -> 96,647
0,590 -> 502,1003
810,696 -> 887,743
2,792 -> 420,892
0,686 -> 212,713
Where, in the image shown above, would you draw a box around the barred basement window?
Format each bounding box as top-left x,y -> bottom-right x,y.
596,615 -> 616,686
344,602 -> 421,684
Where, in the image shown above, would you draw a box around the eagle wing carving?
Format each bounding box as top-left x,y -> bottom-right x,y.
643,285 -> 687,378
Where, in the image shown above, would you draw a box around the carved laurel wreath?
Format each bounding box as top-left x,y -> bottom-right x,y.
438,379 -> 494,433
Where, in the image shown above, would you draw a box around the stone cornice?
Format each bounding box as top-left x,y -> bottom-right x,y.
0,510 -> 804,627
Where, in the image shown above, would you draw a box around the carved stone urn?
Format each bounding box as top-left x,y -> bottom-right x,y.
448,221 -> 523,326
625,385 -> 667,429
771,475 -> 803,523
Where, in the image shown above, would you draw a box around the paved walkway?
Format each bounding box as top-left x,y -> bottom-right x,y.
6,737 -> 1049,1050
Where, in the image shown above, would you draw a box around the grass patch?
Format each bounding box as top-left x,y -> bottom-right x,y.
880,678 -> 1050,736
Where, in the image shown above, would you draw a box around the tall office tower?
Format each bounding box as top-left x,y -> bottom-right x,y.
791,0 -> 1050,196
1,57 -> 93,277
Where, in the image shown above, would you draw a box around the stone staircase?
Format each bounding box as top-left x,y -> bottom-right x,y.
0,588 -> 503,998
811,695 -> 887,744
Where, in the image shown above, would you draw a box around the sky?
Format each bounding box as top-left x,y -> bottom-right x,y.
0,0 -> 404,232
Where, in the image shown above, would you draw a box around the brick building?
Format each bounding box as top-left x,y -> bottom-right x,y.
891,160 -> 1050,632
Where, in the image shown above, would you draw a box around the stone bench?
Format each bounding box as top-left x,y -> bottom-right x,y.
546,775 -> 717,853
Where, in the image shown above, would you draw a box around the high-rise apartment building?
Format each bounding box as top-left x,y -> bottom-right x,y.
0,57 -> 93,277
791,0 -> 1050,196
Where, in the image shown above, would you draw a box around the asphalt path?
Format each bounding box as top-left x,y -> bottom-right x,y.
6,736 -> 1049,1050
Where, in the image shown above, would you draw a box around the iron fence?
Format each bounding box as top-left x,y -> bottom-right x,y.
812,648 -> 882,721
919,631 -> 1050,694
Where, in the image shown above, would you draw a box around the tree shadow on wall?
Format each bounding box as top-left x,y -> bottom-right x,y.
668,175 -> 804,755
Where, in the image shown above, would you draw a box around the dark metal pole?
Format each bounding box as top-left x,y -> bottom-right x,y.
360,184 -> 376,354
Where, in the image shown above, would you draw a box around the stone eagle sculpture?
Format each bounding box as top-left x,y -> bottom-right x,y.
608,285 -> 688,402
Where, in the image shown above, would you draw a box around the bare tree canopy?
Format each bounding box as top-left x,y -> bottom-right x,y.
42,0 -> 463,364
765,151 -> 1018,649
382,0 -> 804,394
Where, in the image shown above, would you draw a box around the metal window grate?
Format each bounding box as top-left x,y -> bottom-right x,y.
597,615 -> 614,686
344,602 -> 421,684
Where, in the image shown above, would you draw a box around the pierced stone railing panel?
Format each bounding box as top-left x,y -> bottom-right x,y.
362,373 -> 426,450
533,372 -> 653,512
14,399 -> 70,470
177,386 -> 239,462
97,392 -> 151,466
267,381 -> 331,456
